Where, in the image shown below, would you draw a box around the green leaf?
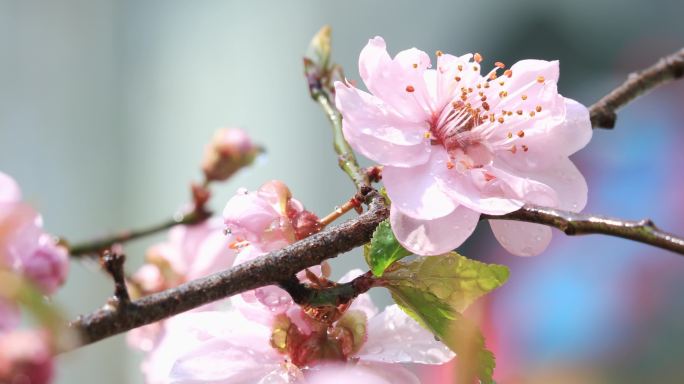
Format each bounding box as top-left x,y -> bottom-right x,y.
382,252 -> 509,383
389,288 -> 495,383
383,251 -> 509,312
366,219 -> 412,277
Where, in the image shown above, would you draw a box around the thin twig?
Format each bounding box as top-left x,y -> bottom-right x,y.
319,197 -> 362,227
67,193 -> 388,347
308,78 -> 369,191
589,47 -> 684,128
68,210 -> 210,257
101,251 -> 130,305
483,205 -> 684,256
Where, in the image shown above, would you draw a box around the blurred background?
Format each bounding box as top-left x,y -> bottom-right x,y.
1,0 -> 683,383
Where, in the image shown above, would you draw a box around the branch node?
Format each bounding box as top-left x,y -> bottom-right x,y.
101,251 -> 130,306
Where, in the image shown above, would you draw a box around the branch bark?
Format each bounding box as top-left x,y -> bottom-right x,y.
68,194 -> 388,347
589,47 -> 684,128
483,205 -> 684,256
278,271 -> 377,308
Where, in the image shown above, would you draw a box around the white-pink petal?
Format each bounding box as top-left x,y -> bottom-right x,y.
154,311 -> 278,384
334,83 -> 430,168
495,97 -> 592,171
358,37 -> 431,123
429,147 -> 523,215
0,171 -> 21,203
507,59 -> 560,90
357,305 -> 455,365
170,338 -> 281,384
383,164 -> 456,220
303,363 -> 420,384
489,220 -> 553,257
390,203 -> 480,256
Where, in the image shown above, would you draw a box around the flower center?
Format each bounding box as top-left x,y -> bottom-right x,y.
270,310 -> 367,368
429,101 -> 493,171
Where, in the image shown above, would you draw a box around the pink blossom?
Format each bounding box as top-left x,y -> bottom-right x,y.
147,283 -> 452,383
334,37 -> 592,256
223,180 -> 319,250
0,171 -> 69,294
222,181 -> 324,323
20,234 -> 69,295
0,330 -> 54,384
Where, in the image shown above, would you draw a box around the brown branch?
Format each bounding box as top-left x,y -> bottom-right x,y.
278,270 -> 377,308
67,193 -> 388,347
101,251 -> 130,305
68,210 -> 210,257
590,47 -> 684,128
483,205 -> 684,256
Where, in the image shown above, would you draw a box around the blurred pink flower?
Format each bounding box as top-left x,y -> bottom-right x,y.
147,284 -> 452,383
143,218 -> 238,285
0,330 -> 54,384
335,37 -> 592,256
0,300 -> 19,333
0,171 -> 68,295
128,218 -> 238,352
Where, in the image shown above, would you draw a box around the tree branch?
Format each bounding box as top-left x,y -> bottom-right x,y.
68,210 -> 210,257
68,193 -> 388,347
306,61 -> 369,191
100,251 -> 130,306
483,205 -> 684,256
590,47 -> 684,128
278,271 -> 377,308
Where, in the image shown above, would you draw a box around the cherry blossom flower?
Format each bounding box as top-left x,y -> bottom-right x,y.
0,171 -> 68,294
334,37 -> 592,256
131,180 -> 319,364
144,273 -> 453,384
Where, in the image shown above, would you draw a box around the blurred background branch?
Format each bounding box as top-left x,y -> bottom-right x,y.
590,47 -> 684,128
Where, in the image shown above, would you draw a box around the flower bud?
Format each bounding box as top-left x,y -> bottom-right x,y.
201,128 -> 260,182
305,25 -> 332,74
21,235 -> 69,295
291,210 -> 322,240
